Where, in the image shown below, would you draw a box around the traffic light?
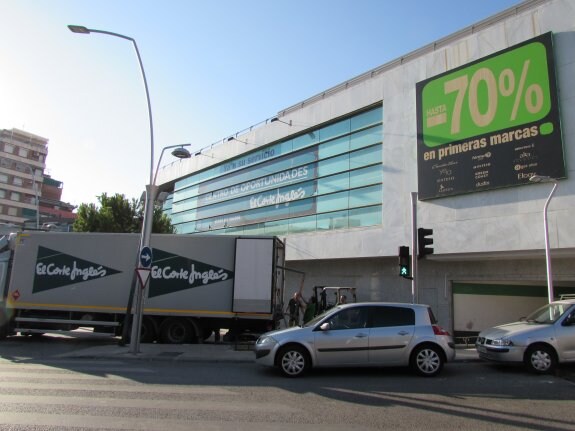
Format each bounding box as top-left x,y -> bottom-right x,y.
418,227 -> 434,258
398,246 -> 410,278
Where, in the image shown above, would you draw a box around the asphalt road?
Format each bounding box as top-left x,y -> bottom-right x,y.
1,335 -> 574,430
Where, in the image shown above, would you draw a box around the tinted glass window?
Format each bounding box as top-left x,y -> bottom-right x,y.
370,306 -> 415,327
351,106 -> 382,131
318,172 -> 349,195
349,184 -> 381,208
327,307 -> 368,330
317,210 -> 348,230
349,205 -> 381,227
169,105 -> 383,235
320,119 -> 350,142
317,190 -> 348,213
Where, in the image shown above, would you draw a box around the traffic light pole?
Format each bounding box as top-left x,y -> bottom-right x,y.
411,192 -> 418,304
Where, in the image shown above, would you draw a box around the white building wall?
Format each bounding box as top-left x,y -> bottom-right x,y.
263,0 -> 575,262
158,0 -> 575,330
161,0 -> 575,260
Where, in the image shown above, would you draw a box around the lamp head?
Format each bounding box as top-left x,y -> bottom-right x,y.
228,136 -> 248,144
529,175 -> 552,183
270,117 -> 292,126
171,147 -> 191,159
68,25 -> 91,34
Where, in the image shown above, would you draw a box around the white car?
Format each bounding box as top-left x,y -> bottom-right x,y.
255,302 -> 455,377
476,299 -> 575,374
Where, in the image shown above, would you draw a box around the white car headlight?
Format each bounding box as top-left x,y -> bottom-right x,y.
256,335 -> 278,346
491,338 -> 514,347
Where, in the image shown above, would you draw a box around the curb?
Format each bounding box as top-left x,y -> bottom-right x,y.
55,344 -> 480,364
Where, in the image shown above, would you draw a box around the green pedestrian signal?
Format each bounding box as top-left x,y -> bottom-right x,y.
398,246 -> 410,278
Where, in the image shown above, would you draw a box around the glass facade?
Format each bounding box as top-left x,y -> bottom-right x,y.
167,105 -> 383,235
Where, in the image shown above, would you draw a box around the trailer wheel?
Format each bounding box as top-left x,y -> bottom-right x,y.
140,317 -> 159,343
202,329 -> 213,341
0,309 -> 8,340
159,318 -> 195,344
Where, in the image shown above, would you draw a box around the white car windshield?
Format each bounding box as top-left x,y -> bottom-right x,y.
525,303 -> 572,324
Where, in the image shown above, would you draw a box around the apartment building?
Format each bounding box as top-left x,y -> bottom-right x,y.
0,128 -> 47,228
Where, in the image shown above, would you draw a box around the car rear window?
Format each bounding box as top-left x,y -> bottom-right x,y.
427,307 -> 438,325
370,306 -> 415,327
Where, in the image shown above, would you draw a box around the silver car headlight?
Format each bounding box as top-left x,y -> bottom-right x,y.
256,335 -> 278,347
491,338 -> 514,347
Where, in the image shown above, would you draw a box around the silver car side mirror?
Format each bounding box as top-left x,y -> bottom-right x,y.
320,322 -> 331,331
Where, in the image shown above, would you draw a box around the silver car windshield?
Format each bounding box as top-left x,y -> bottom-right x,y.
302,306 -> 343,328
525,303 -> 572,324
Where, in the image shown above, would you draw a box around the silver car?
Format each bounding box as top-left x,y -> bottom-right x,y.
476,299 -> 575,374
255,302 -> 455,377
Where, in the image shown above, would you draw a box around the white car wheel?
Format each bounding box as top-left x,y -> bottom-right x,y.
526,345 -> 557,374
279,346 -> 308,377
412,345 -> 444,377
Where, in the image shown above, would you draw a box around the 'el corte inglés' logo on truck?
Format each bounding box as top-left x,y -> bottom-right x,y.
33,246 -> 121,293
148,248 -> 234,298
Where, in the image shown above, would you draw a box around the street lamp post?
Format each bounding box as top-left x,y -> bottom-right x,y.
129,144 -> 191,354
529,175 -> 559,304
68,25 -> 191,353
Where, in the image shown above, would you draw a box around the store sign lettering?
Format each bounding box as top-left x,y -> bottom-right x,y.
151,264 -> 229,285
33,246 -> 121,293
250,187 -> 306,209
36,261 -> 108,281
200,165 -> 312,206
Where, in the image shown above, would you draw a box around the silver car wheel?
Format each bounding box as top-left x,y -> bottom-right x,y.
526,346 -> 556,374
279,347 -> 307,377
412,345 -> 444,376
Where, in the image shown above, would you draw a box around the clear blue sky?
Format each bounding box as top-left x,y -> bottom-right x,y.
0,0 -> 522,207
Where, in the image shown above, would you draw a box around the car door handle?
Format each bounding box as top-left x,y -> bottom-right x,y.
398,331 -> 410,336
354,333 -> 368,338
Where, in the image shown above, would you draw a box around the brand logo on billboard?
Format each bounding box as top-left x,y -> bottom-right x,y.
148,248 -> 234,298
33,246 -> 121,293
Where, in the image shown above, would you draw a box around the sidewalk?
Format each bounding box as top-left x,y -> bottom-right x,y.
57,342 -> 480,363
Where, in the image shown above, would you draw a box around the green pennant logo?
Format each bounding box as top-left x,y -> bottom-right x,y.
149,248 -> 234,298
33,246 -> 122,293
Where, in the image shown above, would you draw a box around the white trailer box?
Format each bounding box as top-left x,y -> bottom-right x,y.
1,232 -> 285,343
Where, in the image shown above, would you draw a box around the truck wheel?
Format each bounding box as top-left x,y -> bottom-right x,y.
525,344 -> 557,374
159,318 -> 194,344
0,309 -> 8,340
410,344 -> 444,377
202,329 -> 214,341
140,317 -> 159,343
277,345 -> 309,377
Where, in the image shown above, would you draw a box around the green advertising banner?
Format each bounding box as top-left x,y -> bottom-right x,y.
416,32 -> 565,200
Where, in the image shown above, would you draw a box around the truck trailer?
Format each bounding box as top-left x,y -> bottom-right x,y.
0,231 -> 285,343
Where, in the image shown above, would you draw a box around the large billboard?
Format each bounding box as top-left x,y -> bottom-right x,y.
416,32 -> 565,200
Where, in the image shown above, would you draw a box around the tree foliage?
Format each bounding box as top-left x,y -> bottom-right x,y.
73,193 -> 175,234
